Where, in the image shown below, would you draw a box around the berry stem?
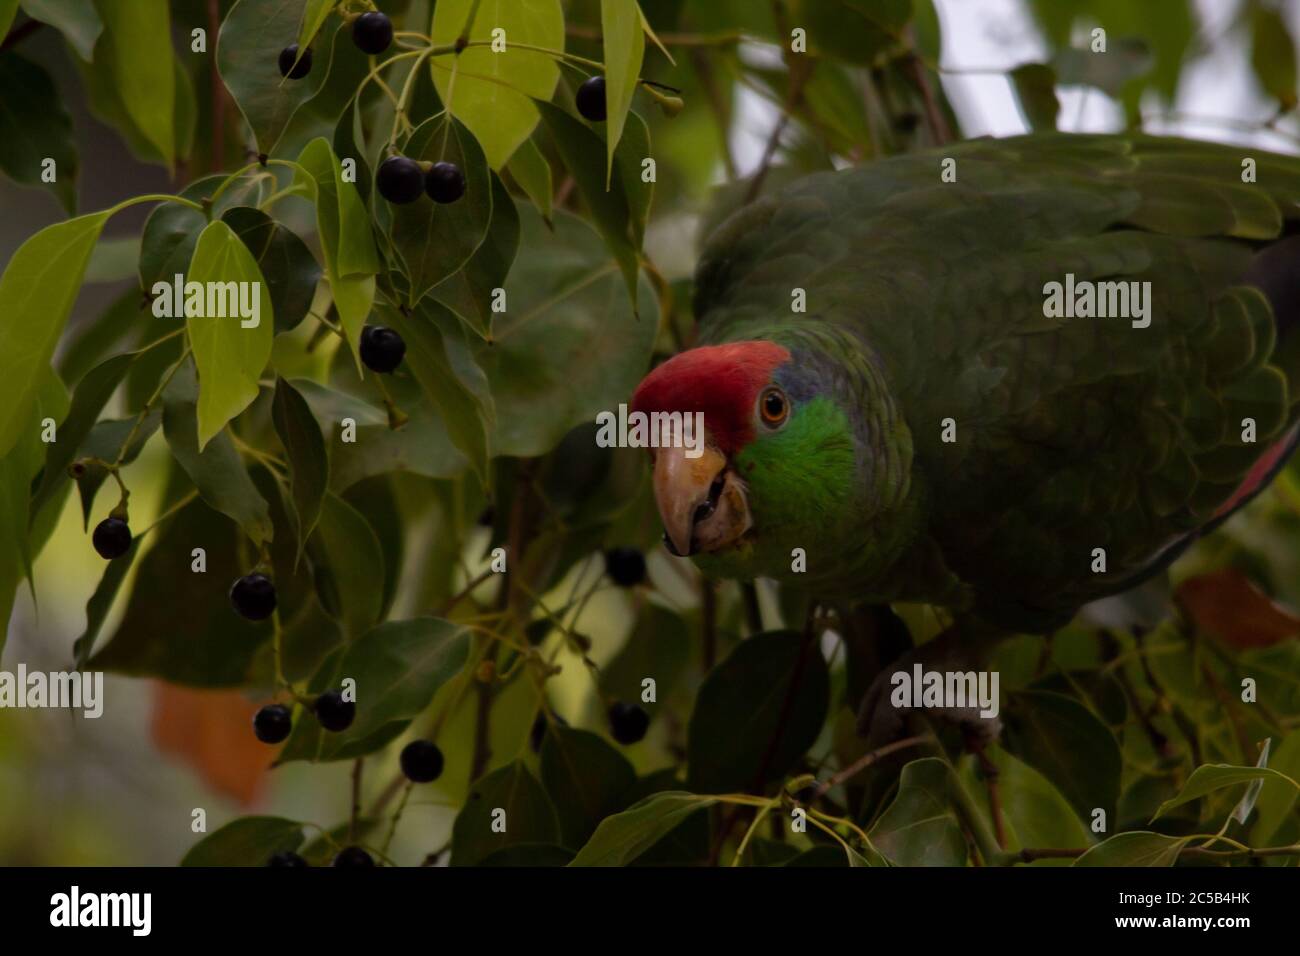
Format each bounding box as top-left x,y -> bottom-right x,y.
378,781 -> 413,856
386,47 -> 436,149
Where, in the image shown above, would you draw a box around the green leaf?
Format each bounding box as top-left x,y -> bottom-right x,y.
271,378 -> 328,563
506,137 -> 552,220
20,0 -> 102,60
540,726 -> 637,848
1002,690 -> 1121,824
221,206 -> 322,334
430,172 -> 520,340
86,236 -> 141,284
869,757 -> 968,866
429,0 -> 565,169
0,370 -> 66,645
600,0 -> 646,185
1152,762 -> 1300,822
95,0 -> 174,165
138,174 -> 267,292
1074,831 -> 1192,867
297,0 -> 334,53
295,137 -> 378,362
1252,5 -> 1298,107
1255,731 -> 1300,845
385,116 -> 494,306
218,0 -> 329,155
451,760 -> 561,866
307,492 -> 385,638
536,101 -> 647,303
280,617 -> 471,762
0,52 -> 77,212
182,816 -> 305,866
0,0 -> 19,43
569,791 -> 717,866
161,361 -> 274,547
72,536 -> 140,669
386,303 -> 494,485
90,496 -> 274,685
30,351 -> 135,520
475,206 -> 657,457
184,220 -> 275,449
790,0 -> 911,64
1009,63 -> 1060,131
687,630 -> 829,794
0,209 -> 109,460
958,747 -> 1093,862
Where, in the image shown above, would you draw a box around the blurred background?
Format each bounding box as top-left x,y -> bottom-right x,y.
3,0 -> 1300,865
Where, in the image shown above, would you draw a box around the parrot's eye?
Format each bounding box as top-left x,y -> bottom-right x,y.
759,387 -> 788,428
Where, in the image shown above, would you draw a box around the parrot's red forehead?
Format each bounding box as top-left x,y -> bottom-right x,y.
631,341 -> 791,454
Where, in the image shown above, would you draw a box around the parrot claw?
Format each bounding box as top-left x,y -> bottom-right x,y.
855,618 -> 1007,748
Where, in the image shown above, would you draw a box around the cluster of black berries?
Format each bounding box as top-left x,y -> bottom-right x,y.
251,687 -> 354,745
375,154 -> 466,205
278,10 -> 394,80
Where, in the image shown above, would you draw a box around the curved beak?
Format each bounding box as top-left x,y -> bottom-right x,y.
652,441 -> 751,557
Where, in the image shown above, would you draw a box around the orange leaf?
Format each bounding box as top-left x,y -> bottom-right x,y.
151,682 -> 272,807
1175,569 -> 1300,649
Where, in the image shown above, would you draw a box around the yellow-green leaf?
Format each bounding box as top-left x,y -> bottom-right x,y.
0,210 -> 110,460
0,0 -> 19,43
297,0 -> 334,52
95,0 -> 175,166
506,137 -> 553,220
295,138 -> 380,364
185,220 -> 275,450
600,0 -> 645,185
430,0 -> 564,169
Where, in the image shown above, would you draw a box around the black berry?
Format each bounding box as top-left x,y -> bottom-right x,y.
576,75 -> 607,122
253,704 -> 293,744
604,547 -> 646,587
314,689 -> 355,732
376,155 -> 424,204
278,44 -> 312,80
332,846 -> 374,867
267,851 -> 307,867
608,701 -> 650,745
399,740 -> 445,783
351,11 -> 393,55
92,517 -> 132,560
230,573 -> 277,621
360,324 -> 406,373
425,161 -> 465,203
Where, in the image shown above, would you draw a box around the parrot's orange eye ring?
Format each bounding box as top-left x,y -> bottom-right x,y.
759,387 -> 788,428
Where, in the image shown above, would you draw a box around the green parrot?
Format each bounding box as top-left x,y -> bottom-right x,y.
630,133 -> 1300,736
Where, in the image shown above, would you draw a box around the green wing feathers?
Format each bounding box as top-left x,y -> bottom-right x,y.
695,133 -> 1300,624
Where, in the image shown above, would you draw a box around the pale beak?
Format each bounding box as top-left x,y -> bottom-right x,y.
652,442 -> 752,557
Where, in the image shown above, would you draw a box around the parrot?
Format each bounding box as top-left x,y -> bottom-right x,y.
630,133 -> 1300,737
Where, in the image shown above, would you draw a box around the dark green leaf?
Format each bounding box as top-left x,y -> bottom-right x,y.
1053,37 -> 1153,97
181,816 -> 305,866
74,412 -> 160,530
570,791 -> 717,866
307,492 -> 384,638
271,377 -> 328,563
451,760 -> 561,866
278,617 -> 470,762
161,362 -> 273,547
1251,5 -> 1298,107
1074,831 -> 1191,867
72,536 -> 140,669
90,497 -> 273,686
479,843 -> 574,866
221,206 -> 322,334
540,726 -> 637,848
1010,63 -> 1060,131
475,206 -> 657,457
599,603 -> 690,705
687,630 -> 829,794
1002,690 -> 1121,824
790,0 -> 910,64
386,116 -> 494,306
138,174 -> 266,292
869,758 -> 968,866
21,0 -> 102,59
0,51 -> 77,212
430,173 -> 520,340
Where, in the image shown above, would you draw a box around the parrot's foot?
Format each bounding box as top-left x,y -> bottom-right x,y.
855,617 -> 1007,748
